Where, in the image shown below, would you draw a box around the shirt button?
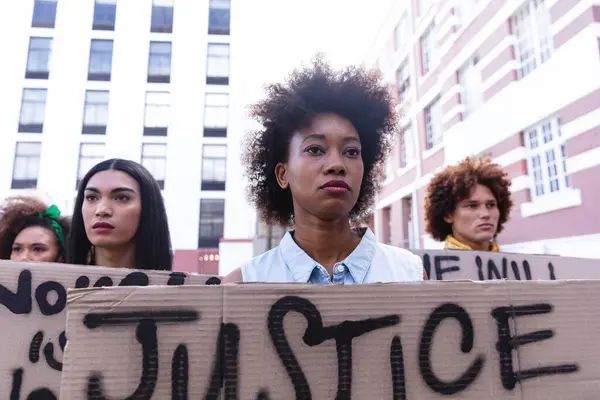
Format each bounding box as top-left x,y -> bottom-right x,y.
336,265 -> 344,273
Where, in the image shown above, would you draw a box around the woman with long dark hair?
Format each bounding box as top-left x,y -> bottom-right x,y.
67,158 -> 172,270
224,56 -> 425,283
0,196 -> 70,263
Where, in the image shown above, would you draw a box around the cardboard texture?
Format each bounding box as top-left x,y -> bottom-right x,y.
62,281 -> 600,399
410,249 -> 600,280
0,260 -> 220,399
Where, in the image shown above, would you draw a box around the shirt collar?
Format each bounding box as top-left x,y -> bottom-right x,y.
279,227 -> 378,283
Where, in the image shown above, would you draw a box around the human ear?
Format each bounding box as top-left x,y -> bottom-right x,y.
275,163 -> 289,189
443,215 -> 453,224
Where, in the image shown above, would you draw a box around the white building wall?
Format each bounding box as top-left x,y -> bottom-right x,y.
0,0 -> 255,274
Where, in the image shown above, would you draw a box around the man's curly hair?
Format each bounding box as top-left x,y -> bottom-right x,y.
0,196 -> 71,259
243,55 -> 397,226
424,156 -> 513,241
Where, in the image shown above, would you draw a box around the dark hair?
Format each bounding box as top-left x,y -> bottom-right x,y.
0,196 -> 71,260
67,158 -> 173,270
243,54 -> 397,226
424,156 -> 513,241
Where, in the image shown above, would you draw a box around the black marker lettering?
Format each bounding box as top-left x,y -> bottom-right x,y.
268,296 -> 400,399
167,272 -> 187,286
205,277 -> 222,285
390,336 -> 406,400
35,281 -> 67,316
205,323 -> 240,400
419,303 -> 484,395
94,277 -> 114,287
1,269 -> 32,314
29,331 -> 44,363
119,272 -> 149,287
11,368 -> 23,400
548,262 -> 556,280
522,260 -> 532,280
84,310 -> 198,400
27,388 -> 58,400
422,254 -> 432,280
75,276 -> 91,289
492,303 -> 578,390
475,256 -> 485,280
434,255 -> 460,281
43,341 -> 63,371
172,344 -> 188,400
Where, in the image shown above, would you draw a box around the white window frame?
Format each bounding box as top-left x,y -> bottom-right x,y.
396,61 -> 410,104
420,23 -> 437,75
425,98 -> 442,149
524,117 -> 570,200
77,143 -> 105,182
511,0 -> 553,79
458,57 -> 483,118
399,124 -> 416,168
141,143 -> 167,183
393,14 -> 408,52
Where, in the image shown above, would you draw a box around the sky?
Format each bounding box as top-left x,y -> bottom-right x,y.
237,0 -> 393,104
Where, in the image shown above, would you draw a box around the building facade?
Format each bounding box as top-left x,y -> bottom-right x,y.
364,0 -> 600,257
0,0 -> 256,274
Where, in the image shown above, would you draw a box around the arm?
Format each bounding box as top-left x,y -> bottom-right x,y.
222,267 -> 243,283
423,268 -> 429,280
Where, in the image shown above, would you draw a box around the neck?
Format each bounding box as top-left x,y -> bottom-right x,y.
451,233 -> 490,251
293,214 -> 361,275
94,244 -> 136,269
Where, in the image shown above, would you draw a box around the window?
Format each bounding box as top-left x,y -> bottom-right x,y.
201,145 -> 226,191
512,0 -> 553,79
459,57 -> 482,118
147,41 -> 172,83
141,144 -> 167,189
32,0 -> 57,28
393,15 -> 407,52
420,23 -> 437,75
26,37 -> 52,79
424,97 -> 442,149
396,61 -> 410,104
206,43 -> 230,85
208,0 -> 231,35
12,142 -> 42,189
93,0 -> 117,30
88,39 -> 113,81
454,0 -> 477,27
203,93 -> 228,137
524,118 -> 569,199
151,0 -> 174,33
399,124 -> 415,167
144,91 -> 169,136
82,90 -> 109,134
198,199 -> 225,248
76,143 -> 105,188
18,89 -> 47,133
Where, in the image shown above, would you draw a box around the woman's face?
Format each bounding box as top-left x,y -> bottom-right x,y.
444,183 -> 500,249
82,170 -> 142,250
10,226 -> 61,263
276,113 -> 364,221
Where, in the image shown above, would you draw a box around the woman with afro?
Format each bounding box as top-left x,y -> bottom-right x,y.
0,196 -> 70,263
424,156 -> 513,251
224,56 -> 425,283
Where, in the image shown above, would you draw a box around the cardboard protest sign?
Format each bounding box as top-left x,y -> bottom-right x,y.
411,249 -> 600,281
0,260 -> 220,399
61,281 -> 600,398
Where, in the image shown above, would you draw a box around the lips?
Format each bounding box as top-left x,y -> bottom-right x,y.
92,221 -> 115,230
320,180 -> 351,194
478,223 -> 494,229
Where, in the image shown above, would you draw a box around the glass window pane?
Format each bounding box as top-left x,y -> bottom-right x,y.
89,40 -> 113,74
148,42 -> 172,76
20,89 -> 47,124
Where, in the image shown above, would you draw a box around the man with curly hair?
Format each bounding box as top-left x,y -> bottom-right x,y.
224,55 -> 425,283
424,156 -> 513,252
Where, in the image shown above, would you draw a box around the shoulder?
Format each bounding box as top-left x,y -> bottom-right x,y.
239,246 -> 283,282
375,242 -> 424,281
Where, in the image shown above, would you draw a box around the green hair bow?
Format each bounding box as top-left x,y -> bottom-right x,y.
38,204 -> 65,250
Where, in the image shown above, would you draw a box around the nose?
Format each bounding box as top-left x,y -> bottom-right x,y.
323,152 -> 346,176
95,199 -> 113,217
479,206 -> 491,219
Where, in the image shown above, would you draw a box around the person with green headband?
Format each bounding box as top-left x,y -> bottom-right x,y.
0,196 -> 71,263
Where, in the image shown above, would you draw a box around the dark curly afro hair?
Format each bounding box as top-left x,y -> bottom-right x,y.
0,196 -> 71,259
243,55 -> 397,226
424,156 -> 513,241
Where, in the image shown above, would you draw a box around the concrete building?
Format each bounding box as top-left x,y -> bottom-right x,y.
364,0 -> 600,257
0,0 -> 255,274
